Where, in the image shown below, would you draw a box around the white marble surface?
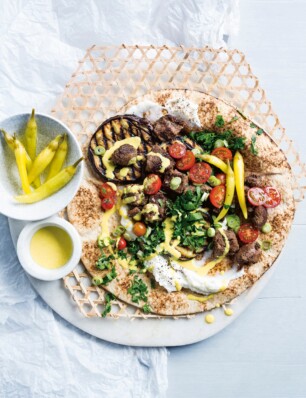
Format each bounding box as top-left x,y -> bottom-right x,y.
167,1 -> 306,397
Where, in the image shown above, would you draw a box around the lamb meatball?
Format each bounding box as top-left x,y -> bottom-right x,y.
163,169 -> 188,194
111,144 -> 137,166
213,230 -> 239,258
234,242 -> 262,267
153,114 -> 186,142
252,205 -> 268,229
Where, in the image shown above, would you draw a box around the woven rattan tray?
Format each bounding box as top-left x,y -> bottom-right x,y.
51,44 -> 306,320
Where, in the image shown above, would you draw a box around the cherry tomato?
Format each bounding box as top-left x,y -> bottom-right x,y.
176,151 -> 196,171
117,236 -> 127,250
211,147 -> 233,161
247,187 -> 266,206
189,162 -> 212,184
238,223 -> 259,243
101,196 -> 115,211
100,183 -> 116,198
168,141 -> 186,159
264,186 -> 281,208
133,222 -> 147,237
209,185 -> 226,208
144,174 -> 162,195
216,173 -> 226,185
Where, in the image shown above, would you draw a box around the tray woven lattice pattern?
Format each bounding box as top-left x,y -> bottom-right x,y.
52,45 -> 306,319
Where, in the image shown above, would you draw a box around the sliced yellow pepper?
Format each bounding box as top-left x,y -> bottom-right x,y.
13,137 -> 31,194
233,151 -> 248,219
215,161 -> 235,222
15,158 -> 83,204
27,134 -> 63,184
46,134 -> 68,181
25,109 -> 37,161
196,154 -> 228,173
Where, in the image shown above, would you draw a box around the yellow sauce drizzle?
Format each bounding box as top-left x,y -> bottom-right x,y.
160,218 -> 181,258
205,314 -> 215,324
30,226 -> 72,269
187,293 -> 214,303
119,167 -> 130,177
224,307 -> 234,316
147,152 -> 170,172
102,137 -> 141,179
175,281 -> 182,291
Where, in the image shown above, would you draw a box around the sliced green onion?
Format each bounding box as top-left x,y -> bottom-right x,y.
214,139 -> 226,148
94,145 -> 106,156
261,223 -> 272,234
113,225 -> 126,237
226,214 -> 241,232
261,240 -> 272,251
170,176 -> 182,190
207,227 -> 216,238
208,176 -> 221,187
92,276 -> 103,286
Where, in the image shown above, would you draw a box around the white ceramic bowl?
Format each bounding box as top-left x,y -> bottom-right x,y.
0,113 -> 84,220
17,216 -> 82,281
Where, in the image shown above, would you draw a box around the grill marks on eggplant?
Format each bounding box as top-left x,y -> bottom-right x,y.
88,115 -> 154,183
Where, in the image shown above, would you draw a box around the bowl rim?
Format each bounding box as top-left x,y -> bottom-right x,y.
16,216 -> 82,281
0,112 -> 84,221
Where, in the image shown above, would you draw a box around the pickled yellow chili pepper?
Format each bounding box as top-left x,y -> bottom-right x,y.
27,135 -> 63,184
215,161 -> 235,222
25,109 -> 37,161
1,129 -> 32,170
13,137 -> 31,194
233,151 -> 248,219
196,154 -> 228,173
46,134 -> 68,181
15,158 -> 83,203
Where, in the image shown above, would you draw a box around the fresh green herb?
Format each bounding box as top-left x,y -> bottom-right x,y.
215,115 -> 225,127
92,266 -> 117,287
150,278 -> 156,289
96,253 -> 114,270
226,214 -> 241,232
229,116 -> 239,123
142,304 -> 151,313
117,250 -> 127,260
102,293 -> 115,317
256,128 -> 263,136
190,129 -> 245,152
128,275 -> 148,304
127,223 -> 165,261
251,135 -> 258,155
250,122 -> 257,128
224,204 -> 231,209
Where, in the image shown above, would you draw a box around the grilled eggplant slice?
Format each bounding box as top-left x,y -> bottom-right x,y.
88,115 -> 155,183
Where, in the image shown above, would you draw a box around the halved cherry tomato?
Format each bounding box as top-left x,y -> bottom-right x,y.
238,223 -> 259,243
133,222 -> 147,237
247,187 -> 266,206
211,147 -> 233,161
264,186 -> 281,208
100,183 -> 116,198
189,162 -> 212,184
101,196 -> 115,211
216,173 -> 226,185
176,151 -> 196,171
117,236 -> 127,250
168,141 -> 186,159
209,185 -> 226,208
144,174 -> 162,195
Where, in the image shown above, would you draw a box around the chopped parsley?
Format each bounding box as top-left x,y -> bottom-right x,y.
256,128 -> 263,136
96,253 -> 114,270
250,122 -> 263,136
142,304 -> 151,313
250,122 -> 257,128
190,129 -> 245,152
251,135 -> 258,156
215,115 -> 225,127
92,266 -> 117,286
128,275 -> 148,304
127,223 -> 165,261
102,293 -> 115,317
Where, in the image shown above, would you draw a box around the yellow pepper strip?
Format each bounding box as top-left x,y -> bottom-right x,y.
25,109 -> 37,161
46,134 -> 68,181
27,134 -> 63,184
196,154 -> 228,173
233,151 -> 248,219
12,137 -> 31,194
1,129 -> 32,170
15,157 -> 83,203
215,161 -> 235,222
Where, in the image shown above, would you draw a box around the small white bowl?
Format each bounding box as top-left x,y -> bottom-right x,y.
17,216 -> 82,281
0,113 -> 84,221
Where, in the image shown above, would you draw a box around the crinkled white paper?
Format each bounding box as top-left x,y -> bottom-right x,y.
0,0 -> 239,396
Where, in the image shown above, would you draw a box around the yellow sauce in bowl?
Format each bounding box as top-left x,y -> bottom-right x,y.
30,226 -> 73,269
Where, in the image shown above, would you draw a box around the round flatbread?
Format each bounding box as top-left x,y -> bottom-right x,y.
68,89 -> 295,316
